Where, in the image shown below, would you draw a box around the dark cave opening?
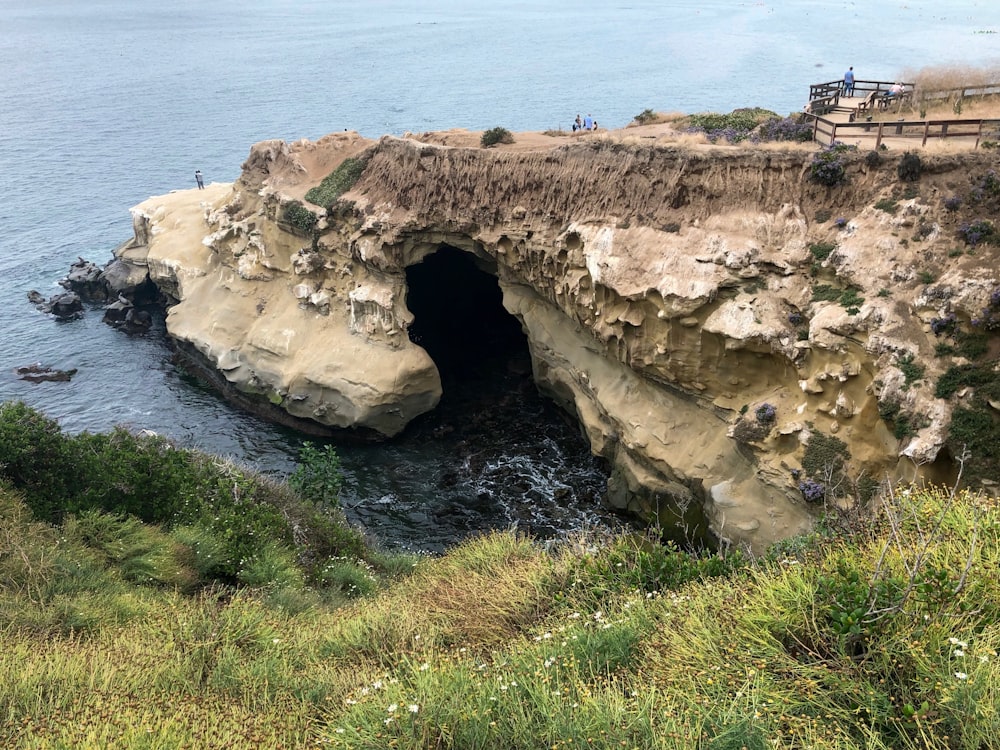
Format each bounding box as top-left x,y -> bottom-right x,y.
405,245 -> 529,384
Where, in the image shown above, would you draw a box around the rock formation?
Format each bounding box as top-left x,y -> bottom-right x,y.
110,128 -> 1000,551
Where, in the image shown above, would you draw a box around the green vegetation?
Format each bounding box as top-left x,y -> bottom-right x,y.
874,198 -> 899,215
812,284 -> 865,315
480,126 -> 514,148
897,352 -> 926,388
283,200 -> 318,234
897,151 -> 922,182
304,155 -> 369,208
684,108 -> 777,134
632,108 -> 659,125
4,458 -> 999,748
918,270 -> 937,284
808,241 -> 836,261
0,401 -> 366,584
809,145 -> 853,187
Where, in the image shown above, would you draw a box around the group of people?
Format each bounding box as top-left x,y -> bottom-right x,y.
571,114 -> 598,132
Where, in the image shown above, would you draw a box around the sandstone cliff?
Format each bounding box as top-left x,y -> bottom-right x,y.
115,128 -> 1000,550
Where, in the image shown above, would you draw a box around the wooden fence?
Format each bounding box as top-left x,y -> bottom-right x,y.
807,115 -> 1000,149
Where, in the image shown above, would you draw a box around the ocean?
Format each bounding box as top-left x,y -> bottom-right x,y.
1,0 -> 997,549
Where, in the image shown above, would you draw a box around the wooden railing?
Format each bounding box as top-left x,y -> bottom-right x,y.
809,78 -> 915,101
806,114 -> 999,149
918,83 -> 1000,104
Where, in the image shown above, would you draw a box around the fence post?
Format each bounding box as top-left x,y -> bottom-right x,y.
976,121 -> 983,149
922,122 -> 930,147
876,123 -> 884,149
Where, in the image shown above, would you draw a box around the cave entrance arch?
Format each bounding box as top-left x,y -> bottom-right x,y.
405,245 -> 530,388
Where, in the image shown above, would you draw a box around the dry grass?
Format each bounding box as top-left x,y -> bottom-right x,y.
903,63 -> 1000,95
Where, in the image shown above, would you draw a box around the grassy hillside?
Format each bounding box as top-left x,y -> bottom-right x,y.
1,402 -> 999,748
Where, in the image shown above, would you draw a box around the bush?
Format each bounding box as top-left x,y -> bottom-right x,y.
282,201 -> 317,235
897,151 -> 922,181
304,155 -> 369,208
874,198 -> 899,214
756,116 -> 814,143
755,403 -> 777,424
684,108 -> 779,144
632,108 -> 658,125
0,403 -> 367,584
944,195 -> 962,212
808,242 -> 836,261
958,219 -> 998,246
289,442 -> 343,507
897,352 -> 925,387
480,127 -> 514,148
809,147 -> 848,187
864,150 -> 882,168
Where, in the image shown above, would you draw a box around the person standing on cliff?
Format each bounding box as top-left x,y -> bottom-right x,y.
583,114 -> 594,131
195,170 -> 205,190
843,66 -> 855,97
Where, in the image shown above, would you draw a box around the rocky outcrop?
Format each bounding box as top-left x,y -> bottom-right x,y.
112,129 -> 1000,550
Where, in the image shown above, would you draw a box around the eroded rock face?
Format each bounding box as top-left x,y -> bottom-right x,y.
113,131 -> 1000,551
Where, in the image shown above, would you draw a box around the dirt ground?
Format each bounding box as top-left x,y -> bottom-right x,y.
406,96 -> 1000,155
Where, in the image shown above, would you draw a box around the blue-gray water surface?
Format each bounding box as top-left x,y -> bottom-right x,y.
1,0 -> 998,550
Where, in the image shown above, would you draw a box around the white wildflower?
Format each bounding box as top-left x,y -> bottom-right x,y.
419,662 -> 430,671
955,671 -> 968,680
408,704 -> 419,713
387,703 -> 398,713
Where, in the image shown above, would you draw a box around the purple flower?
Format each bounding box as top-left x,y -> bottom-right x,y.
799,480 -> 826,503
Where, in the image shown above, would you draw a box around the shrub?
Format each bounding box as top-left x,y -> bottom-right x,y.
874,198 -> 899,214
756,116 -> 814,143
808,242 -> 836,261
812,284 -> 841,302
897,151 -> 922,181
304,155 -> 368,208
918,270 -> 936,284
480,126 -> 514,148
282,201 -> 317,235
755,403 -> 777,424
289,442 -> 343,508
936,363 -> 995,399
944,195 -> 962,212
684,108 -> 779,143
809,146 -> 849,187
798,479 -> 826,503
864,149 -> 882,168
897,352 -> 925,387
958,219 -> 998,246
834,217 -> 848,229
930,312 -> 957,336
632,108 -> 658,125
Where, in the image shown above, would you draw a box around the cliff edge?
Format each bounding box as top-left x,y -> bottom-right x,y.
115,128 -> 1000,550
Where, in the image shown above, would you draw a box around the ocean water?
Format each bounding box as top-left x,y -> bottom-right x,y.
1,0 -> 997,549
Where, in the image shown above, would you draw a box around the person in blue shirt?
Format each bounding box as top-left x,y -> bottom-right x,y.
583,114 -> 594,131
843,66 -> 855,96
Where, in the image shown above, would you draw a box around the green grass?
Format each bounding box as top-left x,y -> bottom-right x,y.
4,475 -> 1000,747
4,402 -> 1000,748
